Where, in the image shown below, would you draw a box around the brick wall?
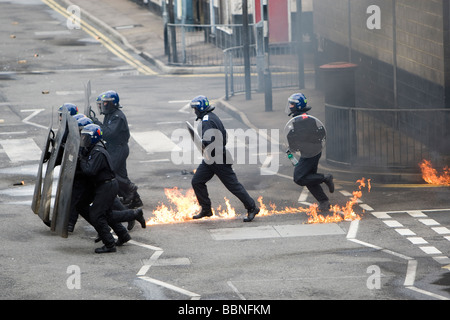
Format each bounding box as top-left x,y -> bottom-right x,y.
313,0 -> 447,108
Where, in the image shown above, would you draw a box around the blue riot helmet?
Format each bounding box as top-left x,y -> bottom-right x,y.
77,116 -> 93,131
190,95 -> 215,120
286,93 -> 311,117
99,90 -> 120,115
58,103 -> 79,116
73,113 -> 86,122
80,124 -> 102,148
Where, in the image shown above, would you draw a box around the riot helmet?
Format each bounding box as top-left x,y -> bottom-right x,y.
286,93 -> 311,117
80,124 -> 102,148
58,103 -> 79,116
190,95 -> 215,120
77,116 -> 93,131
99,90 -> 120,115
73,113 -> 86,122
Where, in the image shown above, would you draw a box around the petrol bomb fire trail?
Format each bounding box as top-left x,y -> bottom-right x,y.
419,159 -> 450,186
146,178 -> 371,225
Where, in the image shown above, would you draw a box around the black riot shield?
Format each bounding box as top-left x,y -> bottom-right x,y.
38,111 -> 68,223
51,114 -> 80,238
283,114 -> 326,158
31,124 -> 55,214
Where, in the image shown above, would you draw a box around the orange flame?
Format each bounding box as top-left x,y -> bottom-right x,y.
146,178 -> 371,226
419,160 -> 450,186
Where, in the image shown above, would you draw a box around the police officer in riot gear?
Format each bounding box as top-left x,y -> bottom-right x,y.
286,93 -> 334,213
78,124 -> 131,253
67,115 -> 93,232
190,95 -> 260,222
92,91 -> 143,210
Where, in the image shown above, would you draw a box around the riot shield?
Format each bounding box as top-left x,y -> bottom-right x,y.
51,114 -> 80,238
84,80 -> 96,119
38,111 -> 68,223
186,120 -> 209,161
283,114 -> 326,158
31,124 -> 54,214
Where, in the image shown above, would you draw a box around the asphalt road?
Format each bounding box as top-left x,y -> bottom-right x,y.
1,0 -> 450,304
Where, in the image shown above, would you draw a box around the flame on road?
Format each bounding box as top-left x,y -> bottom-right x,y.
146,178 -> 371,226
419,159 -> 450,186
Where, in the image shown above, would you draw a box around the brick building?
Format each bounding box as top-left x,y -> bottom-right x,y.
313,0 -> 450,109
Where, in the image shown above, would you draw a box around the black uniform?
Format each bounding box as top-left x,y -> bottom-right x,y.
68,149 -> 92,230
94,108 -> 142,207
191,112 -> 258,219
289,113 -> 334,211
294,152 -> 329,203
78,142 -> 129,252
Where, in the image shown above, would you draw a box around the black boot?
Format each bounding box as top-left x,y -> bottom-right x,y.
95,244 -> 116,254
318,200 -> 331,213
115,233 -> 131,246
324,174 -> 335,193
127,220 -> 135,231
134,208 -> 146,228
127,193 -> 143,209
193,207 -> 213,219
244,206 -> 260,222
67,223 -> 75,233
122,184 -> 138,206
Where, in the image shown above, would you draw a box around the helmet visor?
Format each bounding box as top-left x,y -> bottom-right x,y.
80,131 -> 93,148
285,101 -> 297,116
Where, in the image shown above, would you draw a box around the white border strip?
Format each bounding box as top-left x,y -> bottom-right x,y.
139,276 -> 201,300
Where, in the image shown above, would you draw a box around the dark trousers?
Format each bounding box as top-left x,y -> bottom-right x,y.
192,161 -> 255,211
293,152 -> 329,203
69,176 -> 88,226
77,180 -> 128,247
109,144 -> 135,197
111,197 -> 136,222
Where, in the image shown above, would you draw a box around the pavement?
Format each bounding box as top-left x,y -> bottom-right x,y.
55,0 -> 425,184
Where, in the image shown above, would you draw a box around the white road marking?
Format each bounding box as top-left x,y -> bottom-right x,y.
209,223 -> 345,241
407,211 -> 428,218
433,256 -> 450,265
395,229 -> 416,236
432,227 -> 450,235
21,109 -> 47,129
0,138 -> 41,162
383,220 -> 403,228
138,276 -> 201,300
371,212 -> 391,219
339,190 -> 352,197
359,203 -> 374,211
131,130 -> 181,153
298,187 -> 309,202
370,208 -> 450,299
407,237 -> 428,245
227,281 -> 246,300
404,260 -> 417,286
418,219 -> 439,226
419,246 -> 442,255
178,103 -> 191,114
346,219 -> 359,239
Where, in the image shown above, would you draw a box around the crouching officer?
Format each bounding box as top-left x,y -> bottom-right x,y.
190,95 -> 260,222
78,124 -> 131,253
